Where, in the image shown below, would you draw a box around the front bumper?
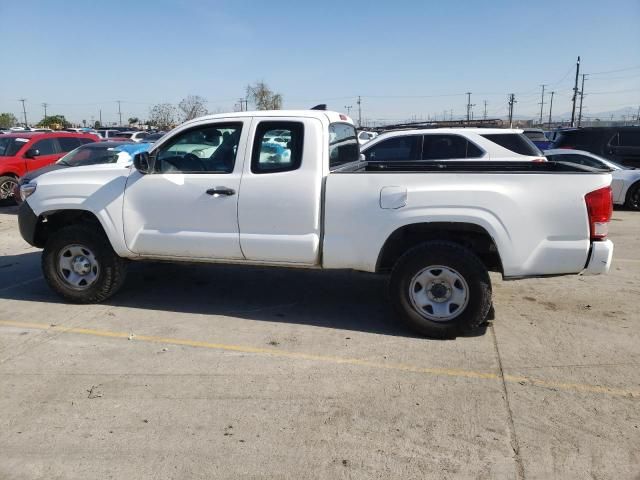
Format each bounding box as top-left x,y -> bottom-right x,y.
581,240 -> 614,275
18,200 -> 39,247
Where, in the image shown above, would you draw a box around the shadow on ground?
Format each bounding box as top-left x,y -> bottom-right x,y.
0,251 -> 489,339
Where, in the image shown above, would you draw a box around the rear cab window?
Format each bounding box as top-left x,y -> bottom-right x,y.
329,123 -> 359,170
481,133 -> 541,156
252,121 -> 304,174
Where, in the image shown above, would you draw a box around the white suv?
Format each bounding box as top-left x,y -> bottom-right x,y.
361,128 -> 545,162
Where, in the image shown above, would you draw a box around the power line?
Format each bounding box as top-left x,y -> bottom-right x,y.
538,84 -> 546,125
547,91 -> 555,128
578,74 -> 588,127
588,65 -> 640,75
507,94 -> 516,128
18,98 -> 28,127
116,100 -> 122,126
570,56 -> 581,127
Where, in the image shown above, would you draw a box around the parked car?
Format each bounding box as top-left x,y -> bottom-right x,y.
358,130 -> 378,145
522,128 -> 552,150
143,132 -> 166,143
13,142 -> 153,204
0,132 -> 98,204
110,131 -> 149,142
545,148 -> 640,210
551,127 -> 640,168
18,110 -> 612,338
360,128 -> 545,162
96,129 -> 125,139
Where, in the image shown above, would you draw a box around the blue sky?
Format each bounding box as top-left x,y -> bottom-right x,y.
1,0 -> 639,126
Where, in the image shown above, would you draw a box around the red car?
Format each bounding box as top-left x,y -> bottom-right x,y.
0,132 -> 99,204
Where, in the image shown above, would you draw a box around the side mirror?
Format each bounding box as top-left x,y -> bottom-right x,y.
25,148 -> 40,158
133,152 -> 152,174
359,153 -> 366,162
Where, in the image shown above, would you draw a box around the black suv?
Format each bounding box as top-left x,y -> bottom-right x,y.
551,127 -> 640,168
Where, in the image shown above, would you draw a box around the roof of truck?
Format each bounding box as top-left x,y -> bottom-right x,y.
181,110 -> 355,126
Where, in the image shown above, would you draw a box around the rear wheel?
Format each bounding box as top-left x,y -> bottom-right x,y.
0,176 -> 18,206
389,241 -> 492,338
42,225 -> 127,303
625,183 -> 640,210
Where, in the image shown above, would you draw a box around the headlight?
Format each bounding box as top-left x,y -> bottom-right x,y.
19,182 -> 37,201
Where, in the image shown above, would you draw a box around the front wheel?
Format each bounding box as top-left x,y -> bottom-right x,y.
389,241 -> 492,338
625,183 -> 640,210
42,225 -> 128,303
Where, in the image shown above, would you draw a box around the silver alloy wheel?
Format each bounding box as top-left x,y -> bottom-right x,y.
409,265 -> 469,322
0,178 -> 17,200
57,244 -> 100,290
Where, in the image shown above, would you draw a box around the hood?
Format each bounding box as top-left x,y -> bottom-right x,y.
20,164 -> 69,184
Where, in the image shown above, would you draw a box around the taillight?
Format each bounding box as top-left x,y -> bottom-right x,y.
532,157 -> 547,162
585,186 -> 613,240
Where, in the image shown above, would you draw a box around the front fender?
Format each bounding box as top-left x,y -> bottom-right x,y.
25,166 -> 134,257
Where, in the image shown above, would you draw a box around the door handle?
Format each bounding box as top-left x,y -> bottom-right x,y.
206,186 -> 236,196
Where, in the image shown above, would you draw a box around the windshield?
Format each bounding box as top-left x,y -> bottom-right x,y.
57,145 -> 121,166
0,137 -> 29,156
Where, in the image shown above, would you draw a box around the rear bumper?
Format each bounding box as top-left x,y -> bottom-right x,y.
581,240 -> 613,275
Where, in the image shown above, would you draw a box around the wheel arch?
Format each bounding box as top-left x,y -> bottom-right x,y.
376,222 -> 503,274
32,209 -> 110,249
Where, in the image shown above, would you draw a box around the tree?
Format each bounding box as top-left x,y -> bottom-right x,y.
0,113 -> 18,129
37,115 -> 70,129
246,81 -> 283,110
178,95 -> 208,121
128,117 -> 139,126
149,103 -> 178,129
94,121 -> 101,129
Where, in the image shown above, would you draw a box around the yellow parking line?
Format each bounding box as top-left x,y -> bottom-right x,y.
0,320 -> 637,398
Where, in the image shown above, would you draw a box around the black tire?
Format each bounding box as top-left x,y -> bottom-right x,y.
0,176 -> 18,206
42,225 -> 127,303
389,241 -> 492,338
625,182 -> 640,211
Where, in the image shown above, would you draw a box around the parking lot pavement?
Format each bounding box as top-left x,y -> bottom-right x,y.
0,206 -> 638,479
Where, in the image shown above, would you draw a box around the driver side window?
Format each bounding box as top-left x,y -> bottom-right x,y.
155,123 -> 243,173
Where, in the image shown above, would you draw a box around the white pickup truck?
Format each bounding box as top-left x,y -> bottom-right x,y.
17,110 -> 614,338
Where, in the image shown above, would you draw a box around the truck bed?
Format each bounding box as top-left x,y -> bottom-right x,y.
335,160 -> 611,174
323,161 -> 612,277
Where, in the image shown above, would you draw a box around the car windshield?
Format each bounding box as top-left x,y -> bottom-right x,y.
481,133 -> 542,156
56,145 -> 121,166
0,137 -> 29,156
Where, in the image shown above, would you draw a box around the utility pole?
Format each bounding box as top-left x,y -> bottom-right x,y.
466,92 -> 473,122
636,105 -> 640,122
547,91 -> 555,128
237,98 -> 245,111
538,84 -> 546,126
344,105 -> 352,115
357,96 -> 362,127
578,74 -> 588,127
116,100 -> 122,126
42,102 -> 48,122
19,98 -> 28,127
99,109 -> 102,127
450,109 -> 453,121
508,94 -> 516,128
570,56 -> 581,127
483,100 -> 488,120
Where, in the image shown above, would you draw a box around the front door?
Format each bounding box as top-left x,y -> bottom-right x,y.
25,138 -> 62,172
123,120 -> 248,259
